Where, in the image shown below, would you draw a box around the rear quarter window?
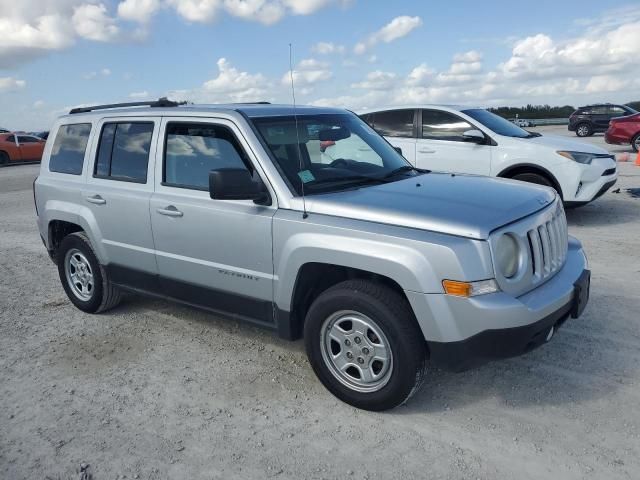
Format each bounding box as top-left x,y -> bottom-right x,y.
49,124 -> 92,175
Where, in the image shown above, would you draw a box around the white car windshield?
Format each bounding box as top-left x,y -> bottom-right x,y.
463,109 -> 536,138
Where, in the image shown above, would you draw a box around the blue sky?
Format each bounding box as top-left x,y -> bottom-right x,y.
1,0 -> 639,130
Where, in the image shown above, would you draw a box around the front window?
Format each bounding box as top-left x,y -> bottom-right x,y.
462,109 -> 534,138
252,113 -> 415,195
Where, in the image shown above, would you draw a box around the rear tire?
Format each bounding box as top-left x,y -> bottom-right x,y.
632,133 -> 640,153
575,123 -> 592,137
0,151 -> 9,165
57,232 -> 122,313
304,279 -> 427,411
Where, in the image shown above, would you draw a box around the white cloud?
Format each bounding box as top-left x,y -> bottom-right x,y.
281,58 -> 332,86
407,63 -> 434,86
83,68 -> 112,80
0,77 -> 26,92
352,71 -> 396,90
129,90 -> 150,98
312,41 -> 345,55
167,57 -> 270,103
118,0 -> 161,22
354,15 -> 422,54
34,100 -> 46,108
166,0 -> 344,24
0,0 -> 347,67
72,3 -> 120,41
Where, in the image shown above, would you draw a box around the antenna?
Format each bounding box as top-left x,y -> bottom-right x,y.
289,43 -> 308,219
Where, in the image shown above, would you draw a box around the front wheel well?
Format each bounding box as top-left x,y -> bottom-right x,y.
284,263 -> 409,341
48,220 -> 84,260
498,164 -> 563,199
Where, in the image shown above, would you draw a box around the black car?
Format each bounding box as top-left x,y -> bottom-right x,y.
568,103 -> 637,137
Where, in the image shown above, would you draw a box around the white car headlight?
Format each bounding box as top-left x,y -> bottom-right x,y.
556,151 -> 599,164
495,234 -> 520,278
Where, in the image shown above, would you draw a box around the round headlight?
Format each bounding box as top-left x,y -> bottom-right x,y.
496,234 -> 520,278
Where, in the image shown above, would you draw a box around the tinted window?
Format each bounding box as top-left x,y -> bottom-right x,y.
422,110 -> 473,141
18,136 -> 40,143
591,106 -> 608,115
462,108 -> 531,138
164,123 -> 250,190
360,113 -> 375,127
372,109 -> 414,137
5,135 -> 15,143
94,122 -> 153,183
49,124 -> 92,175
609,106 -> 626,116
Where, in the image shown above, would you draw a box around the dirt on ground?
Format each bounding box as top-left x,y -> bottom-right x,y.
1,128 -> 639,480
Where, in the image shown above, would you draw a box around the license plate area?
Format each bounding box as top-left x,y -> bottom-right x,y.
571,269 -> 590,319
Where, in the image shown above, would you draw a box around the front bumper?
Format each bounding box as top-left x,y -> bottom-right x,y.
406,237 -> 589,371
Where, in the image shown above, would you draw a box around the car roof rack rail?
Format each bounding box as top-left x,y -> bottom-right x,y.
69,97 -> 186,114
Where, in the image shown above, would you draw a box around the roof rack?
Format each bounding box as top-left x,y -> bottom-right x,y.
69,97 -> 186,115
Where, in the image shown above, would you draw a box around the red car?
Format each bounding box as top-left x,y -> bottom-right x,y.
605,112 -> 640,152
0,133 -> 46,165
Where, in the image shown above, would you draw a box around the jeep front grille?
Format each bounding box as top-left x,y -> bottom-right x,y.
526,207 -> 568,283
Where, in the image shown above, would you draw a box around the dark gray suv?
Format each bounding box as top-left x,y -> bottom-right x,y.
569,103 -> 637,137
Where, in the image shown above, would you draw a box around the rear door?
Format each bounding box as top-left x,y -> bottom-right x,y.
364,109 -> 417,164
415,109 -> 492,175
591,105 -> 610,130
83,118 -> 159,286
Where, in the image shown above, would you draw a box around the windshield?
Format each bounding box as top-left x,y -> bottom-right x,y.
462,108 -> 533,138
252,113 -> 415,195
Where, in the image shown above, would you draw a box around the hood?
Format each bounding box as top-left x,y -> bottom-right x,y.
304,173 -> 556,240
517,134 -> 610,155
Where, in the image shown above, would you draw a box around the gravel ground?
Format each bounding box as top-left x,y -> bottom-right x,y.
1,127 -> 639,480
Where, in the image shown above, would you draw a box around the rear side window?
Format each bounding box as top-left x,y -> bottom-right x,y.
94,122 -> 154,183
49,124 -> 92,175
372,109 -> 414,138
422,110 -> 473,141
163,122 -> 251,190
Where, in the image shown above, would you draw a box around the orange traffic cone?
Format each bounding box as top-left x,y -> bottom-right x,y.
636,151 -> 640,166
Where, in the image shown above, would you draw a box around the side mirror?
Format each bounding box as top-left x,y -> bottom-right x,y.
462,129 -> 485,144
209,169 -> 270,205
393,146 -> 403,155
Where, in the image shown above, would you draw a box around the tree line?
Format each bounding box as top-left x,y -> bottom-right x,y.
489,102 -> 640,119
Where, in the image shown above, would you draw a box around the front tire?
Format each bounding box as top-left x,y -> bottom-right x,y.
632,133 -> 640,153
0,151 -> 9,165
57,232 -> 122,313
511,172 -> 554,190
575,123 -> 592,137
304,280 -> 427,411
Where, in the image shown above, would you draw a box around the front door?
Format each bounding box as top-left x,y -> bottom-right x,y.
17,135 -> 44,162
83,118 -> 159,286
364,109 -> 417,165
415,109 -> 492,175
149,118 -> 276,325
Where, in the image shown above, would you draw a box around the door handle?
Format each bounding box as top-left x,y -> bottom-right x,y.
86,195 -> 106,205
156,206 -> 183,217
418,148 -> 436,154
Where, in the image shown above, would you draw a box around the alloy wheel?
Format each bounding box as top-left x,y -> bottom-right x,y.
320,310 -> 393,393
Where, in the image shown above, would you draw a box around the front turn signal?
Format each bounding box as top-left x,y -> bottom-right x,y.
442,279 -> 499,297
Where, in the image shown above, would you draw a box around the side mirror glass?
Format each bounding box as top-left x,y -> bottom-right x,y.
209,168 -> 269,205
462,129 -> 485,143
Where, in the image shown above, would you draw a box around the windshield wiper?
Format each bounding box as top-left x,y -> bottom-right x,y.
307,174 -> 390,188
381,165 -> 426,179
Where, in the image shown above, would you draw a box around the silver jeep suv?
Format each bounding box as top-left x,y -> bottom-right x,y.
34,99 -> 590,411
